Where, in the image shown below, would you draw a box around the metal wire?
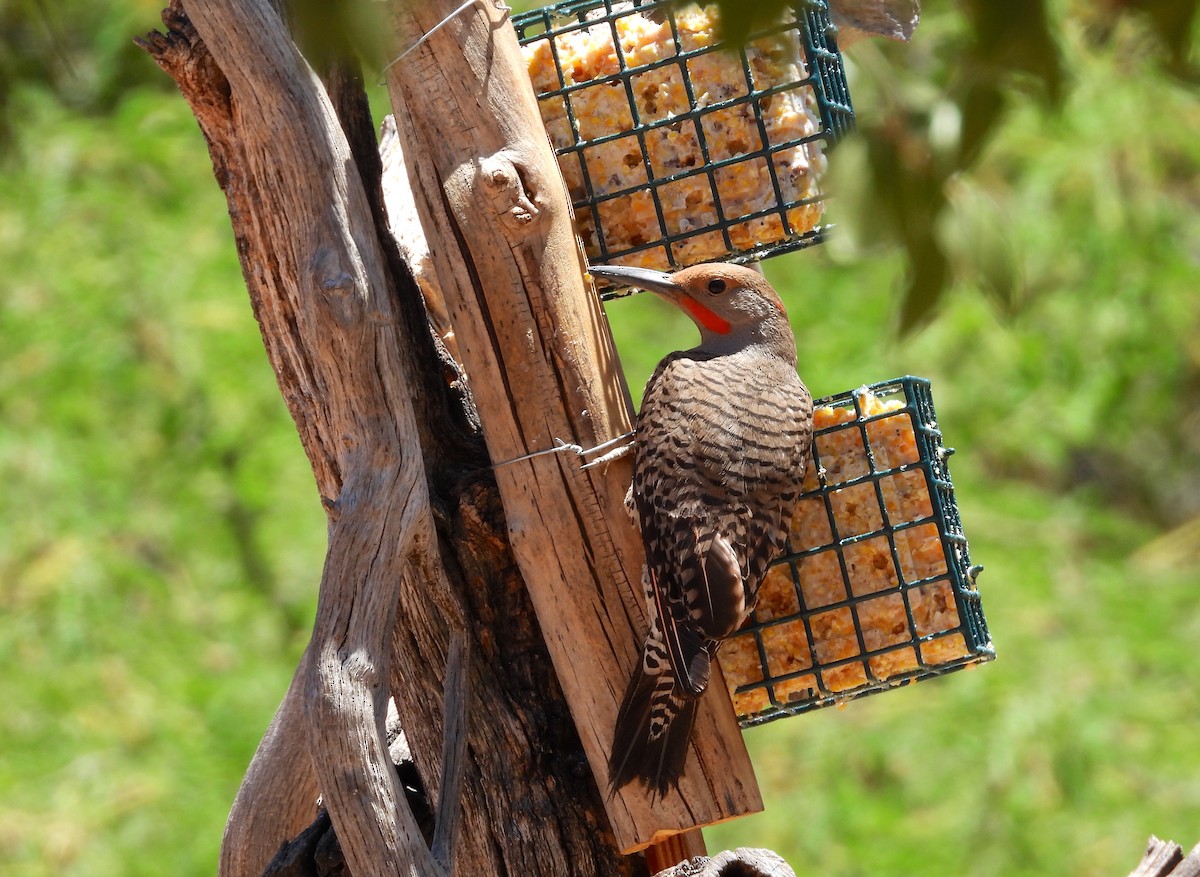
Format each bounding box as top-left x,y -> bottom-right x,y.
728,377 -> 994,728
512,0 -> 854,292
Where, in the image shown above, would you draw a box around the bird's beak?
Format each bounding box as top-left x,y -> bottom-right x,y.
588,264 -> 682,298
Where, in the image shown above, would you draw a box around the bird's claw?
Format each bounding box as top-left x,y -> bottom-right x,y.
580,442 -> 633,469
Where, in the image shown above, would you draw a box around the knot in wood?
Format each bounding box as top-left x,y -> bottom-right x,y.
322,271 -> 356,298
479,151 -> 540,229
308,245 -> 369,326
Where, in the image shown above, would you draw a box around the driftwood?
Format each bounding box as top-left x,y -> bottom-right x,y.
1127,837 -> 1200,877
138,2 -> 643,875
653,849 -> 796,877
829,0 -> 920,46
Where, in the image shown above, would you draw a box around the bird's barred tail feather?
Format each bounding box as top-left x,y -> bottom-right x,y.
608,646 -> 700,796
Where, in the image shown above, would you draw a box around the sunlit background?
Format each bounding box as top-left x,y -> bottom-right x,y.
1,0 -> 1198,874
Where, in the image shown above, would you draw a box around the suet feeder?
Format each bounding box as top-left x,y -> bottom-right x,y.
514,0 -> 854,287
719,377 -> 994,725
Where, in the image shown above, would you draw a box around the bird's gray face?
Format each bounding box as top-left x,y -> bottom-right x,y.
588,263 -> 788,343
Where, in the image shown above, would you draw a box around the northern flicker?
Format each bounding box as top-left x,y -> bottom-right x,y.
588,262 -> 814,796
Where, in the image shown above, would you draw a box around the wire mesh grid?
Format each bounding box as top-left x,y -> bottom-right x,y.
718,377 -> 994,728
513,1 -> 854,290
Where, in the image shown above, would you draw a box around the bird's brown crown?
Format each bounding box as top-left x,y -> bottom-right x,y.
668,264 -> 788,337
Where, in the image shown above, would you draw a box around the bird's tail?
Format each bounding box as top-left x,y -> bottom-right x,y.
608,646 -> 700,797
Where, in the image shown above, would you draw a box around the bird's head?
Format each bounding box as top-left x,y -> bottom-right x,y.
589,262 -> 794,358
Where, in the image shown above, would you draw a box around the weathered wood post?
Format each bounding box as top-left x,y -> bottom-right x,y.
385,0 -> 761,855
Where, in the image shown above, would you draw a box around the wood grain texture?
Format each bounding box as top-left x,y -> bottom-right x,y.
144,2 -> 443,875
142,5 -> 644,874
142,0 -> 764,868
385,0 -> 760,853
830,0 -> 920,46
644,829 -> 708,875
1128,837 -> 1200,877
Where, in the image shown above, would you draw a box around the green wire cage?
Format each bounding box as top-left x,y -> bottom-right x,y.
720,377 -> 994,727
513,0 -> 853,289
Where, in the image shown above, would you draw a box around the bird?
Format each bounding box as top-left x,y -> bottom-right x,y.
588,261 -> 814,796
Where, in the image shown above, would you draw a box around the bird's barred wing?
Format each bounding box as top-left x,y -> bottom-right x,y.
632,355 -> 812,695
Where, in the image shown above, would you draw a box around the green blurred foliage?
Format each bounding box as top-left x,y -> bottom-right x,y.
0,0 -> 175,145
705,0 -> 1195,330
0,84 -> 326,874
829,0 -> 1196,331
1,1 -> 1199,876
827,2 -> 1200,527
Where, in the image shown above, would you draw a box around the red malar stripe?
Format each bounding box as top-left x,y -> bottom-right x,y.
682,299 -> 731,335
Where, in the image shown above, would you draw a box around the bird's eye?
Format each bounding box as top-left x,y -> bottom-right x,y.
707,278 -> 727,295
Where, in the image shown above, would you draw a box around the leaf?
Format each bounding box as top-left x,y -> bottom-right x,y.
700,0 -> 794,46
960,0 -> 1066,106
1101,0 -> 1200,79
897,236 -> 948,333
957,79 -> 1006,168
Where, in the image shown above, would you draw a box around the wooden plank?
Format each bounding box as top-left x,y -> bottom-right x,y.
384,0 -> 761,853
644,829 -> 708,875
